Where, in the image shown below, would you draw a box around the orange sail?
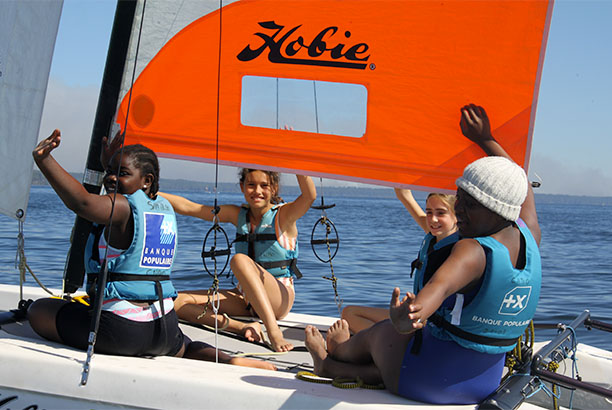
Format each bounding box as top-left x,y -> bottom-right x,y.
118,0 -> 553,191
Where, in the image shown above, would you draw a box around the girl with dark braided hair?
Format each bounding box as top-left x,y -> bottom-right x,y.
28,131 -> 275,370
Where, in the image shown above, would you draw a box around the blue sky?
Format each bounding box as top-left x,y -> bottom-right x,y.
40,0 -> 612,196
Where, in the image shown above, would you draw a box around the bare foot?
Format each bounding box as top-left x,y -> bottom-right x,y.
229,357 -> 277,371
242,321 -> 264,343
304,325 -> 328,375
268,328 -> 293,352
326,319 -> 351,355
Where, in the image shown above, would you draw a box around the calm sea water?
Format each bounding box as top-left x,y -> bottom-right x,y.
1,185 -> 611,351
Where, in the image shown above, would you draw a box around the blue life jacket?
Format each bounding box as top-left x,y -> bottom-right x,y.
412,232 -> 460,294
234,205 -> 300,279
429,224 -> 541,354
85,190 -> 178,302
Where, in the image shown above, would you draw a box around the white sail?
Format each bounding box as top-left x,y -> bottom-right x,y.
0,0 -> 63,220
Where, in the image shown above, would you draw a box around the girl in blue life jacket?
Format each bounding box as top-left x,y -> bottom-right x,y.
341,190 -> 458,333
28,130 -> 275,370
160,170 -> 316,352
304,104 -> 542,405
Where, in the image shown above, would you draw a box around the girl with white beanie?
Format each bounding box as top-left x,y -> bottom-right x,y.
304,104 -> 542,405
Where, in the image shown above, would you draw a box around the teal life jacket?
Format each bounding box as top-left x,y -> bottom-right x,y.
428,223 -> 541,354
85,190 -> 178,302
234,205 -> 300,278
412,232 -> 460,294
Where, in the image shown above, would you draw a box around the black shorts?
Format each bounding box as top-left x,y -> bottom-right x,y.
56,301 -> 184,357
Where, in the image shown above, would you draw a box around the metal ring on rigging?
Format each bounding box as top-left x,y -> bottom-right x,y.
201,205 -> 232,278
200,220 -> 231,277
310,216 -> 339,263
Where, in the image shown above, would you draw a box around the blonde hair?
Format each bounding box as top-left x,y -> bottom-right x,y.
426,193 -> 456,216
238,168 -> 283,204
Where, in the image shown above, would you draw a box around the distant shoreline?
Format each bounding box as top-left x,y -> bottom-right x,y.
31,170 -> 612,206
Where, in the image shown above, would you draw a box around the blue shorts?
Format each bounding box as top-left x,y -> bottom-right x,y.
56,301 -> 184,357
397,326 -> 505,404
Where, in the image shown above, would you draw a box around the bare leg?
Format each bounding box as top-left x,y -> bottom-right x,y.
326,319 -> 351,355
341,305 -> 388,334
183,340 -> 276,370
230,253 -> 295,352
306,319 -> 414,393
175,290 -> 264,343
305,325 -> 382,385
27,298 -> 69,342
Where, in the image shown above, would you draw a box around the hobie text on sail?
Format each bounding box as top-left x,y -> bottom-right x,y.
237,21 -> 370,69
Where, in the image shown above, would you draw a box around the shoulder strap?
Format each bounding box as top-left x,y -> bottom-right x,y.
89,223 -> 106,264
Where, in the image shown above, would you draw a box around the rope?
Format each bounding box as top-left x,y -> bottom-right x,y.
15,215 -> 61,298
310,185 -> 342,315
308,81 -> 343,314
234,351 -> 289,358
296,371 -> 332,384
320,217 -> 342,315
296,371 -> 385,390
199,0 -> 226,364
524,377 -> 562,401
502,320 -> 535,382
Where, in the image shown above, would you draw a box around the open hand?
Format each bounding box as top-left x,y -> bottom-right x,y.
32,129 -> 61,162
101,128 -> 124,168
389,287 -> 423,334
460,104 -> 493,143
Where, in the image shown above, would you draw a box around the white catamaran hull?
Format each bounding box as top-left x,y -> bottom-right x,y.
1,284 -> 611,410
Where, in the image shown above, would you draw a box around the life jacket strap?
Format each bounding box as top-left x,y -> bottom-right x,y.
233,232 -> 277,243
429,313 -> 518,347
258,258 -> 302,279
410,329 -> 424,355
88,272 -> 170,282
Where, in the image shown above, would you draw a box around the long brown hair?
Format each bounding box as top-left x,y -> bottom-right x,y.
238,168 -> 283,204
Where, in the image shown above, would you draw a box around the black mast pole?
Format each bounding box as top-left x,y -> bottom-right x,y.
62,0 -> 137,294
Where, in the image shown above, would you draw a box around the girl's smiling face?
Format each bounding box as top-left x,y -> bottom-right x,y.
103,153 -> 151,196
425,196 -> 457,240
241,170 -> 275,210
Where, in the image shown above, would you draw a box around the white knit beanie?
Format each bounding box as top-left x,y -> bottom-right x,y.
456,156 -> 528,221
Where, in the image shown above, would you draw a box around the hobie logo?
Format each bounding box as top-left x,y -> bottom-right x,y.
237,21 -> 370,69
498,286 -> 532,315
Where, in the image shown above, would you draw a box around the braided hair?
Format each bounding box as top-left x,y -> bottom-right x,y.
120,144 -> 160,197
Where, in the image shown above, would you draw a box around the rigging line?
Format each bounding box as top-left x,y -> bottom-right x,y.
207,0 -> 226,364
310,83 -> 342,314
81,0 -> 148,387
312,80 -> 320,134
214,0 -> 223,193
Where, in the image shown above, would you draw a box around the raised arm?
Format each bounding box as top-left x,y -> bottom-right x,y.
33,130 -> 131,225
158,192 -> 240,225
460,104 -> 540,245
277,175 -> 316,226
394,188 -> 428,233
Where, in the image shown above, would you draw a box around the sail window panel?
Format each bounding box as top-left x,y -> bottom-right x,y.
240,76 -> 367,138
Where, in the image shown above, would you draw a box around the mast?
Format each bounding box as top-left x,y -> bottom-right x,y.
62,0 -> 137,294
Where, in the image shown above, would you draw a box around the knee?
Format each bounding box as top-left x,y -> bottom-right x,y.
174,293 -> 189,312
27,298 -> 62,339
341,305 -> 357,321
230,253 -> 254,276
